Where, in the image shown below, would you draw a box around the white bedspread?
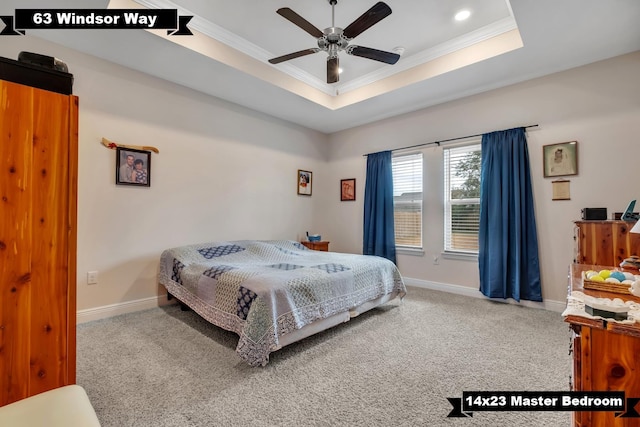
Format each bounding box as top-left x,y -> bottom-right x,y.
158,240 -> 406,366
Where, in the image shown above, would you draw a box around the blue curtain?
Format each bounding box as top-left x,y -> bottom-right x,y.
363,151 -> 396,264
478,128 -> 542,302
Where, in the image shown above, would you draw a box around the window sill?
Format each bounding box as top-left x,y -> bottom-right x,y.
396,247 -> 425,256
441,251 -> 478,261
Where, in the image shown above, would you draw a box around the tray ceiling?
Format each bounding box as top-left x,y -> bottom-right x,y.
2,0 -> 639,133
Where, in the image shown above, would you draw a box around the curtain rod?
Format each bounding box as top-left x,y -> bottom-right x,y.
362,124 -> 539,157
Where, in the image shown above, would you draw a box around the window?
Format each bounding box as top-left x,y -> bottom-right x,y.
444,143 -> 481,253
392,153 -> 423,248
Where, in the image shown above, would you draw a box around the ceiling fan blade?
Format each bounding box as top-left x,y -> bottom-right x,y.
347,46 -> 400,64
343,2 -> 392,39
327,56 -> 339,84
269,48 -> 321,64
277,8 -> 324,38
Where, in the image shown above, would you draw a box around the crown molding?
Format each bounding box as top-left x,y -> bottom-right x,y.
134,0 -> 334,95
336,17 -> 518,94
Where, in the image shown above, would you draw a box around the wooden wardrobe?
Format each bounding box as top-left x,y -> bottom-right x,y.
0,78 -> 78,406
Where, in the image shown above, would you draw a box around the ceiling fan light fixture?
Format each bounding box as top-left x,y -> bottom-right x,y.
454,10 -> 471,21
269,1 -> 399,84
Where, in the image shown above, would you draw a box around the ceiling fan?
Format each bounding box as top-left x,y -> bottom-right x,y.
268,0 -> 400,84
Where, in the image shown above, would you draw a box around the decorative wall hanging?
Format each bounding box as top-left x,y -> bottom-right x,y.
552,179 -> 570,200
543,141 -> 577,177
340,178 -> 356,201
116,147 -> 151,187
297,170 -> 312,196
101,137 -> 159,153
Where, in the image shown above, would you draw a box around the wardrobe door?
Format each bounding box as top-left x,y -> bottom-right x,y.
0,81 -> 35,405
30,88 -> 76,396
0,79 -> 78,406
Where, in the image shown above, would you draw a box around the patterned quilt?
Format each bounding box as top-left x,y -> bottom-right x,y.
158,240 -> 406,366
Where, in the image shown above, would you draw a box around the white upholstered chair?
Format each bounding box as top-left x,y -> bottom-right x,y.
0,385 -> 101,426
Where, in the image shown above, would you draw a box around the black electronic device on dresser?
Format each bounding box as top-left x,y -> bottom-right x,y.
581,207 -> 607,220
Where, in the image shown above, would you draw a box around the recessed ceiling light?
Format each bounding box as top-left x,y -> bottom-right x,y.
455,10 -> 471,21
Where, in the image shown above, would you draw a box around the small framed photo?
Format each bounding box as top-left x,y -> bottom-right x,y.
543,141 -> 577,178
297,170 -> 312,196
340,178 -> 356,201
116,147 -> 151,187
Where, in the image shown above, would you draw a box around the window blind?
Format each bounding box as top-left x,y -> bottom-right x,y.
392,153 -> 423,248
444,144 -> 481,253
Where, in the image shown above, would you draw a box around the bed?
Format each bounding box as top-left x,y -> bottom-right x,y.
158,240 -> 406,366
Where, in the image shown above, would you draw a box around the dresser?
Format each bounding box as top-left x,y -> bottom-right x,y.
301,241 -> 329,251
0,78 -> 78,406
574,220 -> 640,265
565,263 -> 640,427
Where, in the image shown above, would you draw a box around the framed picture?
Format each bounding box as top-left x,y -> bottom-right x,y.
543,141 -> 577,178
297,170 -> 312,196
116,147 -> 151,187
340,178 -> 356,201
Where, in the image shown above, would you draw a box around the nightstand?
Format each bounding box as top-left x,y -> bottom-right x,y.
301,241 -> 329,251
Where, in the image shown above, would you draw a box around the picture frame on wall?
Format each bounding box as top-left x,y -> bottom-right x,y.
297,169 -> 312,196
116,147 -> 151,187
543,141 -> 578,178
340,178 -> 356,201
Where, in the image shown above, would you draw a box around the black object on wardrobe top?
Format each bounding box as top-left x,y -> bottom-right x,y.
0,54 -> 73,95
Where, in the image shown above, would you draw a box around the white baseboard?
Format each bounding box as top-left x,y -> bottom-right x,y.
403,277 -> 566,313
76,279 -> 565,324
76,294 -> 175,324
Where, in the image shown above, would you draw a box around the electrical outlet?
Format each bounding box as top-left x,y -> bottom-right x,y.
87,271 -> 98,285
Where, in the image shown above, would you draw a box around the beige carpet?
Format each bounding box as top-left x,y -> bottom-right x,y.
77,287 -> 572,426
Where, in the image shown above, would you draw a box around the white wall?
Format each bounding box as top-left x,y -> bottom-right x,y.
3,35 -> 638,316
322,51 -> 640,306
0,36 -> 330,315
